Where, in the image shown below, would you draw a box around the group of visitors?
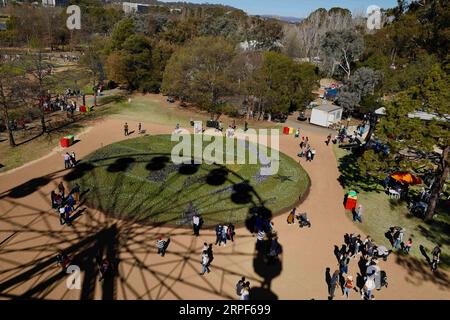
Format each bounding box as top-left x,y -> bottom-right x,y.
297,136 -> 316,162
328,233 -> 392,300
156,236 -> 170,257
214,223 -> 235,246
235,277 -> 251,300
63,151 -> 77,169
50,182 -> 81,226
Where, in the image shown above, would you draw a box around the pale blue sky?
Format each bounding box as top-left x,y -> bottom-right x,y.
161,0 -> 398,18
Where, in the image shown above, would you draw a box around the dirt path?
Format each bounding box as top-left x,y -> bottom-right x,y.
0,117 -> 449,300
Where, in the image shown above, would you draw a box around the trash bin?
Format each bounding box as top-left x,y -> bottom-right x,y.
60,137 -> 70,148
345,190 -> 357,210
289,127 -> 295,134
283,127 -> 290,134
80,106 -> 87,113
65,135 -> 74,146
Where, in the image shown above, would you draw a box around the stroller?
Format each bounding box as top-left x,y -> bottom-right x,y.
297,213 -> 311,228
373,245 -> 392,261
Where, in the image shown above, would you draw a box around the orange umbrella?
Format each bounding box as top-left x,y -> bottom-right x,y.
390,172 -> 422,185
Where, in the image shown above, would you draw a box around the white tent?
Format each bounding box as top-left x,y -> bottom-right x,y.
310,104 -> 343,127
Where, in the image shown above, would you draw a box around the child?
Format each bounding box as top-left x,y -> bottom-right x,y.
287,208 -> 296,224
403,238 -> 412,254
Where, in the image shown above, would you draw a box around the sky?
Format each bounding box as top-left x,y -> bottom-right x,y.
160,0 -> 399,18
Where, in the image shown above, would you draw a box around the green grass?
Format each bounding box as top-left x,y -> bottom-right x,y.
333,144 -> 450,270
67,135 -> 310,226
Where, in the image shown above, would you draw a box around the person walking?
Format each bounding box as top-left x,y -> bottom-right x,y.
156,237 -> 168,256
354,204 -> 363,223
326,134 -> 332,146
343,275 -> 354,299
244,121 -> 248,132
339,252 -> 350,275
58,181 -> 65,199
393,228 -> 404,250
287,208 -> 296,224
64,153 -> 71,169
200,250 -> 210,275
215,224 -> 223,245
124,122 -> 129,136
71,183 -> 81,203
64,204 -> 72,225
328,270 -> 340,300
207,244 -> 214,268
431,244 -> 441,272
193,214 -> 201,237
138,122 -> 142,134
311,148 -> 316,160
221,224 -> 228,247
240,282 -> 250,300
236,277 -> 246,296
227,223 -> 235,242
50,191 -> 57,209
70,151 -> 76,167
58,206 -> 66,225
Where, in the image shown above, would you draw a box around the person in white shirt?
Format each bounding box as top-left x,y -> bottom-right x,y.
200,251 -> 210,275
193,214 -> 201,236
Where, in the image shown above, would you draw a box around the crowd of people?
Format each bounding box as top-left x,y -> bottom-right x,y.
50,182 -> 81,226
329,233 -> 390,300
297,135 -> 316,162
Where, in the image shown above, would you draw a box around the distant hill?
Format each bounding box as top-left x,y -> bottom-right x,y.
259,15 -> 304,24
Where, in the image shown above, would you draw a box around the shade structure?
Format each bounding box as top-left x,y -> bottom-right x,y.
390,172 -> 422,185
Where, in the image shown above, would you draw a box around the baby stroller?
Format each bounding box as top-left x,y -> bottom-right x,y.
373,245 -> 392,261
297,213 -> 311,228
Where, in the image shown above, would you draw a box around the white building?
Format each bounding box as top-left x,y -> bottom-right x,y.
310,104 -> 343,127
41,0 -> 69,7
122,2 -> 150,14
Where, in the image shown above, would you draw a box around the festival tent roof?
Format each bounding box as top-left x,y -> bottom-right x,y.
390,172 -> 422,185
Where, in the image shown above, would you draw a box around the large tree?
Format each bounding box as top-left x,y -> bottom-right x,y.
162,36 -> 237,115
358,64 -> 450,221
336,67 -> 382,113
0,63 -> 31,147
320,29 -> 364,79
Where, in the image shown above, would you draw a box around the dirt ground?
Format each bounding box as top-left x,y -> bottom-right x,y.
0,114 -> 449,300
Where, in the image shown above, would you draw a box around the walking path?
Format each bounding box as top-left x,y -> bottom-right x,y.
0,117 -> 449,300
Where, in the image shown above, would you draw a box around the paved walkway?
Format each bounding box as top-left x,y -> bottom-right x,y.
0,117 -> 449,300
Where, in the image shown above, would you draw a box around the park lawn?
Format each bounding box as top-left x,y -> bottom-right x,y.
68,135 -> 309,226
0,92 -> 125,173
106,94 -> 279,130
0,89 -> 280,174
333,144 -> 450,270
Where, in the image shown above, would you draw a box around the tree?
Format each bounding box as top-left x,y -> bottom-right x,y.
358,64 -> 450,221
162,36 -> 237,116
28,38 -> 52,133
80,38 -> 107,106
336,67 -> 382,113
0,63 -> 31,147
320,29 -> 364,79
